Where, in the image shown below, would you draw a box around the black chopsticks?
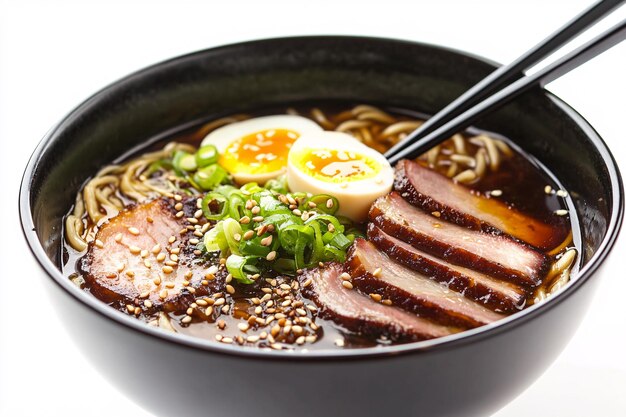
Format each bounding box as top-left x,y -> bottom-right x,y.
385,0 -> 626,165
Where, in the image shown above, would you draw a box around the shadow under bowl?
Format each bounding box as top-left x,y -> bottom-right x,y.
19,36 -> 623,417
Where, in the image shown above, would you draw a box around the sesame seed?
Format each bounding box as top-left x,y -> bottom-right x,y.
205,306 -> 213,316
147,217 -> 154,223
340,272 -> 351,281
189,238 -> 200,245
335,339 -> 345,347
302,278 -> 312,287
168,236 -> 176,244
252,216 -> 264,223
162,266 -> 174,274
233,233 -> 242,242
240,216 -> 251,224
186,307 -> 194,315
215,335 -> 223,341
271,343 -> 283,350
292,209 -> 302,216
221,337 -> 233,344
261,235 -> 273,246
372,267 -> 383,278
144,300 -> 153,308
296,336 -> 306,345
156,253 -> 166,262
225,273 -> 233,283
226,285 -> 235,294
238,323 -> 249,332
139,291 -> 150,298
114,233 -> 123,243
327,223 -> 335,233
128,227 -> 140,236
490,189 -> 503,197
279,283 -> 291,291
246,335 -> 260,343
370,293 -> 382,302
165,282 -> 175,289
194,209 -> 203,219
251,206 -> 261,215
555,209 -> 569,216
214,298 -> 225,306
342,281 -> 353,290
174,195 -> 182,202
326,199 -> 334,209
243,230 -> 255,241
305,335 -> 317,343
170,254 -> 179,262
116,262 -> 125,273
221,305 -> 230,314
308,201 -> 317,208
125,271 -> 135,278
556,189 -> 568,197
301,212 -> 310,221
126,304 -> 134,313
140,249 -> 149,258
95,239 -> 104,249
187,287 -> 196,294
544,185 -> 553,194
144,260 -> 152,268
431,211 -> 441,218
382,299 -> 392,306
159,289 -> 168,299
128,245 -> 141,255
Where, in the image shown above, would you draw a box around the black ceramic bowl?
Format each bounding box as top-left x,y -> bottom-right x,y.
20,37 -> 623,417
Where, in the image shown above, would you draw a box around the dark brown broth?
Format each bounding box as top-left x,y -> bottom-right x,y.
62,103 -> 580,350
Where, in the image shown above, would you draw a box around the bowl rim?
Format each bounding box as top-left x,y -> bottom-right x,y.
19,35 -> 625,361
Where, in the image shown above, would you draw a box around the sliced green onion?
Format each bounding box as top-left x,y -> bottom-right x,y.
173,151 -> 197,173
193,164 -> 228,190
195,144 -> 219,168
225,254 -> 257,284
222,218 -> 243,255
201,192 -> 228,220
330,232 -> 352,250
264,175 -> 288,194
203,222 -> 228,253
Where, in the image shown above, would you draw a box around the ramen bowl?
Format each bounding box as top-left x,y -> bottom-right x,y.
19,36 -> 623,417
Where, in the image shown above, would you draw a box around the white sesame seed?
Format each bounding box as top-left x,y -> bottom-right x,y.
238,323 -> 249,332
266,251 -> 277,261
372,267 -> 383,278
128,227 -> 140,235
339,272 -> 351,281
556,189 -> 568,197
490,189 -> 503,197
226,285 -> 235,294
114,233 -> 123,243
544,185 -> 553,194
555,209 -> 569,216
342,281 -> 353,290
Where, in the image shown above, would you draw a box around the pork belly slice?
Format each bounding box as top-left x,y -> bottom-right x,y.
300,263 -> 458,341
348,239 -> 505,328
394,159 -> 564,250
370,192 -> 548,286
367,224 -> 527,313
80,198 -> 222,310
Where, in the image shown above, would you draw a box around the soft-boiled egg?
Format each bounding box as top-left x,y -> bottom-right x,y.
287,131 -> 394,222
201,115 -> 323,184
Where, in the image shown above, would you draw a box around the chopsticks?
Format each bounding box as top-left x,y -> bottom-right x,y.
385,0 -> 626,165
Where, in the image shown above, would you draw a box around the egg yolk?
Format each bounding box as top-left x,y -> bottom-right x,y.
293,148 -> 380,182
219,129 -> 298,175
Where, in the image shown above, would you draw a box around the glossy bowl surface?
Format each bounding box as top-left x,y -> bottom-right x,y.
20,36 -> 623,417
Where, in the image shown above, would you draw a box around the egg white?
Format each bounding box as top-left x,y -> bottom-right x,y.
201,115 -> 323,184
287,131 -> 394,222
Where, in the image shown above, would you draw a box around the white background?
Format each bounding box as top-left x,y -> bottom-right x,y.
1,0 -> 625,415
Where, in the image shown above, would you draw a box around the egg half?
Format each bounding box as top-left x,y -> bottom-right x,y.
201,115 -> 323,184
287,131 -> 394,222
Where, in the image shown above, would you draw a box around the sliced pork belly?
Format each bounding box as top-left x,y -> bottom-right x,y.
394,159 -> 564,250
369,192 -> 548,286
348,239 -> 505,328
300,263 -> 458,341
367,224 -> 526,313
80,197 -> 222,311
